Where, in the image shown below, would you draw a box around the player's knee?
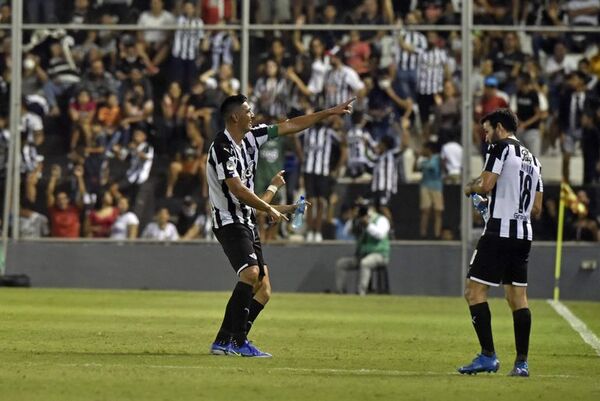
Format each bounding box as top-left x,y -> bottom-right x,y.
240,266 -> 260,285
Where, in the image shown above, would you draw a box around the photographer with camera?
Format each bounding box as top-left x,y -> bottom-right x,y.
334,198 -> 390,295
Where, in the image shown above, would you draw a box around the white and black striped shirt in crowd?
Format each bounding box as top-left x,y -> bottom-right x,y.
347,126 -> 376,169
126,142 -> 154,185
394,31 -> 427,71
47,57 -> 80,85
322,65 -> 365,109
371,147 -> 402,194
251,76 -> 289,119
172,15 -> 204,60
416,47 -> 448,95
299,125 -> 340,176
209,31 -> 235,71
20,112 -> 43,174
482,138 -> 543,241
207,125 -> 275,229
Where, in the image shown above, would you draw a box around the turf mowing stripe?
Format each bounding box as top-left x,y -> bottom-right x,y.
548,300 -> 600,357
45,363 -> 574,379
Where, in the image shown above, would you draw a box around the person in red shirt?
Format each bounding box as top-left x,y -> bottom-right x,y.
85,191 -> 119,238
69,89 -> 97,151
474,76 -> 509,156
46,164 -> 86,238
344,30 -> 371,76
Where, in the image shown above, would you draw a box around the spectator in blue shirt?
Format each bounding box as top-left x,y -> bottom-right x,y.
416,140 -> 444,239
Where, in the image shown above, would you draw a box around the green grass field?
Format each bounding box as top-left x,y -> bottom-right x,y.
1,289 -> 599,401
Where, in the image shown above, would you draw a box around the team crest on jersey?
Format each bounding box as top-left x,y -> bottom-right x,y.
226,157 -> 237,171
245,161 -> 254,178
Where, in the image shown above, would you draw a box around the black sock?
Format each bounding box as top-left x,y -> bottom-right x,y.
469,302 -> 495,356
513,308 -> 531,362
246,299 -> 265,335
215,282 -> 254,345
229,281 -> 254,346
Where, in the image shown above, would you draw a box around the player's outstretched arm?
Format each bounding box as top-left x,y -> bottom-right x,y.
276,98 -> 355,136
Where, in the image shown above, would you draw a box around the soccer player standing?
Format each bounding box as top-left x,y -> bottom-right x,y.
459,109 -> 543,377
208,94 -> 354,357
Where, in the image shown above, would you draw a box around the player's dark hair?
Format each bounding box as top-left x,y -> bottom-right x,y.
220,94 -> 247,121
480,108 -> 518,134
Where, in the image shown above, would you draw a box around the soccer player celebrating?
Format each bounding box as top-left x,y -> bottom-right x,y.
208,94 -> 354,357
459,109 -> 543,377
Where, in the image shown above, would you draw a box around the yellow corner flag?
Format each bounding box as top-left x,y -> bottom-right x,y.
553,182 -> 587,301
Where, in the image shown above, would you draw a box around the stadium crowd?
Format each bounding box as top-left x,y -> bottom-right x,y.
0,0 -> 599,242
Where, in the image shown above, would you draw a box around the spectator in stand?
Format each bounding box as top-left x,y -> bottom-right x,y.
345,111 -> 376,178
322,46 -> 366,109
170,0 -> 204,90
398,29 -> 450,129
433,79 -> 460,144
121,126 -> 154,203
259,38 -> 294,75
352,0 -> 387,42
161,80 -> 189,149
559,71 -> 589,183
416,140 -> 444,239
84,191 -> 119,238
391,10 -> 426,101
20,99 -> 45,181
564,190 -> 599,241
22,54 -> 45,97
110,196 -> 139,239
296,116 -> 346,242
250,59 -> 289,123
513,73 -> 543,156
69,89 -> 97,152
581,93 -> 600,184
314,4 -> 344,50
288,36 -> 330,105
474,76 -> 509,156
41,40 -> 81,116
26,0 -> 56,23
344,30 -> 371,77
137,0 -> 175,73
492,32 -> 525,96
201,0 -> 236,24
80,59 -> 120,101
441,132 -> 463,184
176,196 -> 202,236
255,0 -> 291,24
368,134 -> 402,233
474,0 -> 515,24
165,139 -> 202,198
563,0 -> 600,53
120,81 -> 154,144
19,199 -> 50,238
142,207 -> 179,241
201,63 -> 240,101
46,164 -> 85,238
202,28 -> 240,73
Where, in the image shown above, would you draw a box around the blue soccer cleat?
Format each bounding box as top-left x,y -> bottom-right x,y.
458,353 -> 500,375
508,361 -> 529,377
210,341 -> 230,355
227,340 -> 272,358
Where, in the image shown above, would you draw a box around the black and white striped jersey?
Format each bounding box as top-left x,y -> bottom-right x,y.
416,48 -> 448,95
347,126 -> 376,169
20,112 -> 43,174
299,126 -> 341,176
393,31 -> 428,71
482,138 -> 543,241
371,147 -> 402,194
47,57 -> 80,85
251,76 -> 289,119
209,31 -> 235,71
207,125 -> 277,229
322,65 -> 365,109
126,142 -> 154,185
172,15 -> 204,60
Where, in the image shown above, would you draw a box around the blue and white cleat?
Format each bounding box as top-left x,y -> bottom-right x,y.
210,341 -> 230,355
508,361 -> 529,377
227,340 -> 272,358
458,353 -> 500,375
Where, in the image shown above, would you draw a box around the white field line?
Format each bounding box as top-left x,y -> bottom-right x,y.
547,300 -> 600,357
39,362 -> 573,379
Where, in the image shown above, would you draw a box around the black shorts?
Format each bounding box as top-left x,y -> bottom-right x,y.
304,173 -> 333,199
213,223 -> 266,277
467,235 -> 531,287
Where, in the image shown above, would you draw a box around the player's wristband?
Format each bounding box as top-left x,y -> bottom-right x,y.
267,185 -> 278,194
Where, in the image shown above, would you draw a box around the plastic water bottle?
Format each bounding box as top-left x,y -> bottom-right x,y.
471,193 -> 488,218
291,196 -> 306,230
